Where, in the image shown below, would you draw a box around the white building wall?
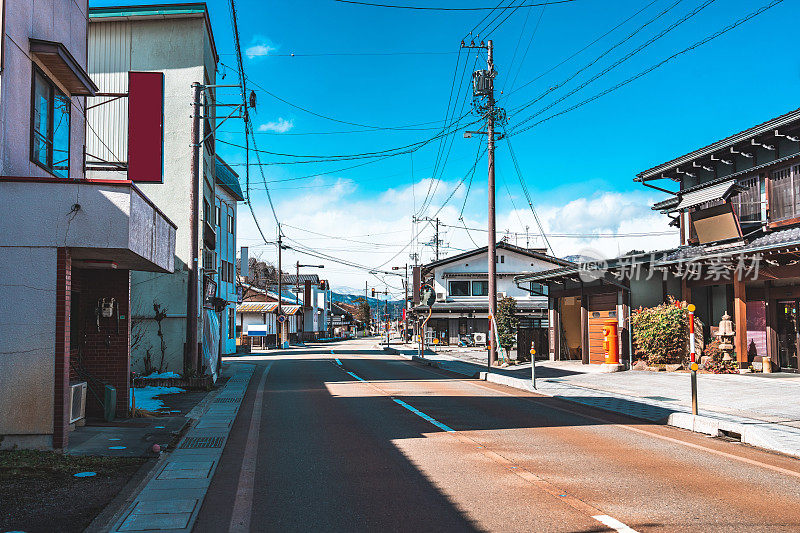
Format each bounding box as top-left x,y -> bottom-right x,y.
0,0 -> 88,179
431,249 -> 556,301
87,15 -> 216,373
0,247 -> 57,446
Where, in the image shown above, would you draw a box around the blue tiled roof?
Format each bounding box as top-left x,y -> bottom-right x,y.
215,156 -> 244,201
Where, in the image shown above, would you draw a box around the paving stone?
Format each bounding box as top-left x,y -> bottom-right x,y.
118,512 -> 193,531
132,499 -> 198,514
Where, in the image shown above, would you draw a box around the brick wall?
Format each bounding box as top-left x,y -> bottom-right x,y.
53,248 -> 71,449
71,268 -> 131,418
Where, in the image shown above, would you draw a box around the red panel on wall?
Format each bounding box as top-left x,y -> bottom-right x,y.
127,71 -> 164,182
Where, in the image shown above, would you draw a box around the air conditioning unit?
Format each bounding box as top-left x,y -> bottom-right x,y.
69,381 -> 87,424
473,332 -> 487,345
497,292 -> 507,299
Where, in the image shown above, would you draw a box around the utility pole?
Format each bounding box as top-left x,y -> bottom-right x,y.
185,82 -> 202,374
463,38 -> 502,368
392,264 -> 409,343
277,225 -> 284,348
413,216 -> 442,261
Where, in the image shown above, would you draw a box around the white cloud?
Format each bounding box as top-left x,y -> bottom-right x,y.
245,36 -> 277,59
237,183 -> 678,293
258,118 -> 294,133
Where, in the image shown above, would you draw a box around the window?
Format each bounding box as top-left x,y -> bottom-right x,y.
769,165 -> 800,223
495,255 -> 505,263
448,280 -> 470,296
227,213 -> 234,234
31,68 -> 70,177
530,282 -> 548,295
471,280 -> 489,296
204,199 -> 211,224
215,206 -> 221,227
731,175 -> 763,223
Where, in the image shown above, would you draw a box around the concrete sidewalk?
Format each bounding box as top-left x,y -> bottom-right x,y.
99,363 -> 255,533
385,344 -> 800,460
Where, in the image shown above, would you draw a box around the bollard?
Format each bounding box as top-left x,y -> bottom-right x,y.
688,304 -> 698,416
530,348 -> 536,389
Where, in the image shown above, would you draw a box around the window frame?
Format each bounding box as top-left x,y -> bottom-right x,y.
227,213 -> 234,235
30,65 -> 70,177
471,280 -> 489,296
448,280 -> 470,297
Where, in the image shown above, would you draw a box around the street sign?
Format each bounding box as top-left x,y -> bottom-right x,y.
277,314 -> 287,323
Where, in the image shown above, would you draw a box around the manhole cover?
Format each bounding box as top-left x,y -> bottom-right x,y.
644,396 -> 677,402
214,397 -> 243,403
180,436 -> 225,449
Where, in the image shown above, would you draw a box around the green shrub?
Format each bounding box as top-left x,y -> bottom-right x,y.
629,297 -> 703,366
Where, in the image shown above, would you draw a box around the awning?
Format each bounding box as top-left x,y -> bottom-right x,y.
238,302 -> 278,313
676,180 -> 738,210
29,39 -> 98,96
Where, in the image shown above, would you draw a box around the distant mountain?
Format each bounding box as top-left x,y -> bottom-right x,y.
330,290 -> 405,318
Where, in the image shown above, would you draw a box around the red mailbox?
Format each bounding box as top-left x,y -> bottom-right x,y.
602,319 -> 619,365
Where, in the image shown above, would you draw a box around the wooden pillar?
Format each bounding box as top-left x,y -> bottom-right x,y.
618,289 -> 629,363
548,297 -> 560,361
681,277 -> 692,304
580,288 -> 589,365
734,277 -> 748,365
765,281 -> 777,365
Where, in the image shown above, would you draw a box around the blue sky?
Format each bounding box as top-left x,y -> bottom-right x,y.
91,0 -> 800,291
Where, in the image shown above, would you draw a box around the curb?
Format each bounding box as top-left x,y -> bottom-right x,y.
390,351 -> 800,460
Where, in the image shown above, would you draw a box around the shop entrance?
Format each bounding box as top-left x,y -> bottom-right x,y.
777,300 -> 800,371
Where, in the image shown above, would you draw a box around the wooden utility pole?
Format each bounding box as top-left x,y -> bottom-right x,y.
277,225 -> 284,348
486,39 -> 497,368
463,39 -> 501,367
185,82 -> 202,374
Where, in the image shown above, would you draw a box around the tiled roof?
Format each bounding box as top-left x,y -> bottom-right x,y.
637,106 -> 800,181
659,226 -> 800,264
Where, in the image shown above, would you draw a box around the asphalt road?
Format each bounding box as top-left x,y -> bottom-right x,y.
194,338 -> 800,532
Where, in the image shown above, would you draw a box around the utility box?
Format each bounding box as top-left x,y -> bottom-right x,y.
472,70 -> 493,97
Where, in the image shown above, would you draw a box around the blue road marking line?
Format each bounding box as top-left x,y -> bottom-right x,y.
335,358 -> 342,365
392,398 -> 455,433
347,371 -> 366,382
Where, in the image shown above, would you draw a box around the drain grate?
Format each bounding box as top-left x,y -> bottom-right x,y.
180,436 -> 225,449
214,397 -> 243,403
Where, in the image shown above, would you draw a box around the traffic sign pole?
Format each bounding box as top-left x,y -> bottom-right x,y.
530,348 -> 536,390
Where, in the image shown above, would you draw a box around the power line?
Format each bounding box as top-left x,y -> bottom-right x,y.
500,0 -> 661,101
332,0 -> 583,11
508,0 -> 786,137
440,221 -> 675,238
508,0 -> 692,119
225,62 -> 462,132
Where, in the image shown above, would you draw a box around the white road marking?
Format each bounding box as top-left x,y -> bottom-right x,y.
402,358 -> 800,481
228,362 -> 272,533
593,514 -> 639,533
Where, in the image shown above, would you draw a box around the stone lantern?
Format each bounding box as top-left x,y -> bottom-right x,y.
716,312 -> 735,361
